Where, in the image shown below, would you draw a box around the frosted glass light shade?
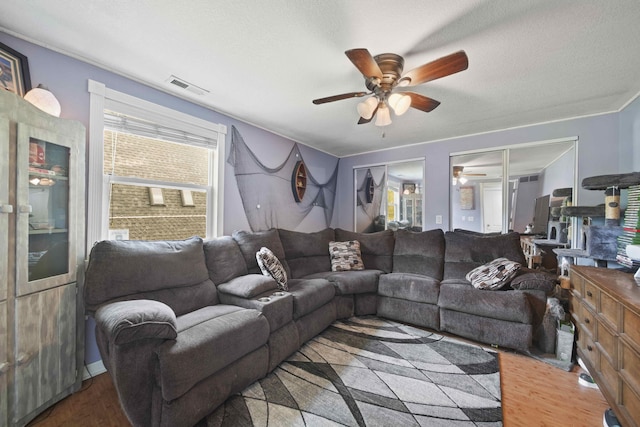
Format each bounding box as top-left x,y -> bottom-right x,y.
375,103 -> 392,126
24,84 -> 61,117
458,176 -> 468,184
357,96 -> 378,119
388,93 -> 411,116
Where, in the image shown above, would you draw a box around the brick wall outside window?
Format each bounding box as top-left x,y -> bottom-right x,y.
104,130 -> 209,240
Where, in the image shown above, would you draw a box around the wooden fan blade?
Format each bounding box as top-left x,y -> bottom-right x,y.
358,105 -> 378,124
312,91 -> 367,104
345,49 -> 383,80
401,51 -> 468,87
403,92 -> 441,112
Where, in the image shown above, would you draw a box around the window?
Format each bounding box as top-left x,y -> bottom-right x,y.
88,80 -> 226,245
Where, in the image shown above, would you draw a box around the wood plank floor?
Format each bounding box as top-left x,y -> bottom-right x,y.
27,350 -> 609,427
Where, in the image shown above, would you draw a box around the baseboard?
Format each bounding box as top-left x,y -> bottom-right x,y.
83,360 -> 106,380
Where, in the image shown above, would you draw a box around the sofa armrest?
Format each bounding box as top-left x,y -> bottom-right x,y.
95,299 -> 177,345
217,274 -> 277,298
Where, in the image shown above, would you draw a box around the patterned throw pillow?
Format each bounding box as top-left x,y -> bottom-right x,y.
256,247 -> 288,291
329,240 -> 365,272
466,257 -> 521,290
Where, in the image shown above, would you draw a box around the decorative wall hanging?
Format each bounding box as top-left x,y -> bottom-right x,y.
0,41 -> 31,96
227,126 -> 339,231
356,168 -> 386,229
291,160 -> 307,202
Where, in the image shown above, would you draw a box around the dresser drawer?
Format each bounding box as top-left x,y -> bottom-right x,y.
581,304 -> 597,337
577,326 -> 597,369
600,351 -> 620,402
597,321 -> 618,366
623,307 -> 640,351
600,291 -> 619,330
621,340 -> 640,396
569,270 -> 583,297
620,379 -> 640,427
583,280 -> 598,310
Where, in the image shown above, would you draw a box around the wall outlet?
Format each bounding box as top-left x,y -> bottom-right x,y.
468,216 -> 474,222
435,215 -> 442,224
461,216 -> 466,221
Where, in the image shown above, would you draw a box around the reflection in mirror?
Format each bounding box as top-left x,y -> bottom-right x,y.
355,166 -> 386,232
354,159 -> 424,232
450,151 -> 503,233
387,160 -> 424,231
450,140 -> 576,235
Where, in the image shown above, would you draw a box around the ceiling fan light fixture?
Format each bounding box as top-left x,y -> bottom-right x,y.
375,103 -> 392,127
397,77 -> 411,87
388,93 -> 411,116
458,176 -> 468,184
357,96 -> 378,120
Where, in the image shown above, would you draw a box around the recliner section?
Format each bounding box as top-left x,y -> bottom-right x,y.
84,227 -> 549,427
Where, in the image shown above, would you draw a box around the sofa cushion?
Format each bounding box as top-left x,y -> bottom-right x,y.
203,236 -> 248,284
278,228 -> 335,278
217,274 -> 278,298
84,237 -> 217,315
510,271 -> 557,295
156,306 -> 269,402
378,273 -> 440,304
334,228 -> 394,273
304,270 -> 382,295
256,247 -> 288,290
466,258 -> 521,290
329,240 -> 364,271
443,231 -> 526,281
95,299 -> 177,345
232,229 -> 289,276
438,282 -> 533,324
392,229 -> 444,279
286,278 -> 335,319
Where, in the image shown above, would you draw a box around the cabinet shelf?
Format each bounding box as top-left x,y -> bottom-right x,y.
292,160 -> 307,202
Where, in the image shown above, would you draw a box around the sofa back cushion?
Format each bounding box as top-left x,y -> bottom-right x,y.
232,229 -> 290,276
334,228 -> 394,273
84,237 -> 217,316
443,231 -> 526,281
203,236 -> 248,284
392,229 -> 445,279
278,228 -> 335,278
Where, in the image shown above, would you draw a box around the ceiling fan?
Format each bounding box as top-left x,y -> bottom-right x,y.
312,48 -> 468,126
452,165 -> 486,185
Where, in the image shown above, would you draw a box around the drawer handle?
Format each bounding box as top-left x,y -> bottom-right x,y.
585,318 -> 590,324
587,345 -> 593,352
587,291 -> 593,297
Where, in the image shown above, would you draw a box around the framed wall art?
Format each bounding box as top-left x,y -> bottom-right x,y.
459,186 -> 474,210
0,41 -> 32,97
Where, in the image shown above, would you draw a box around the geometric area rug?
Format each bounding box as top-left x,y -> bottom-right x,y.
201,316 -> 502,426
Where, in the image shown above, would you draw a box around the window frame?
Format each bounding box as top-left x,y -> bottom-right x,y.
87,80 -> 226,248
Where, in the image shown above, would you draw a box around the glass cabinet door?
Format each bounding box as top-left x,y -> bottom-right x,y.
16,124 -> 77,295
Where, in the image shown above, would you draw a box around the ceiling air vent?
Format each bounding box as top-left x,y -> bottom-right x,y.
165,75 -> 209,96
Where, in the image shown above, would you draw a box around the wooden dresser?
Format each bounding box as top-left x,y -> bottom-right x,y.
570,265 -> 640,427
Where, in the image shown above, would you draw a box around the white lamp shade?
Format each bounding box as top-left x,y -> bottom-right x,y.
388,93 -> 411,116
357,96 -> 378,120
375,103 -> 392,126
24,84 -> 61,117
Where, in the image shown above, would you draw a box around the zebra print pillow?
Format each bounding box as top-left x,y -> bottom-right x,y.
465,257 -> 521,290
256,247 -> 288,291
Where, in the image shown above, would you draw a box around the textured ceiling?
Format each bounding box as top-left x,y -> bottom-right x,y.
2,0 -> 639,157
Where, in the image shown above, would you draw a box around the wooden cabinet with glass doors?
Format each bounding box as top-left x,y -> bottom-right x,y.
0,89 -> 85,426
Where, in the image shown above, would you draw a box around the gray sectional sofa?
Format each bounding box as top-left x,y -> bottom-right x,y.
83,227 -> 553,427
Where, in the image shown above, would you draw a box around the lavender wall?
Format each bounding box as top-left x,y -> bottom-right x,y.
336,113 -> 622,232
0,32 -> 338,365
619,95 -> 640,172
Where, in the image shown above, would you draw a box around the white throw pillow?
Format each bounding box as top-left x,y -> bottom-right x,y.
466,257 -> 521,290
256,247 -> 288,291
